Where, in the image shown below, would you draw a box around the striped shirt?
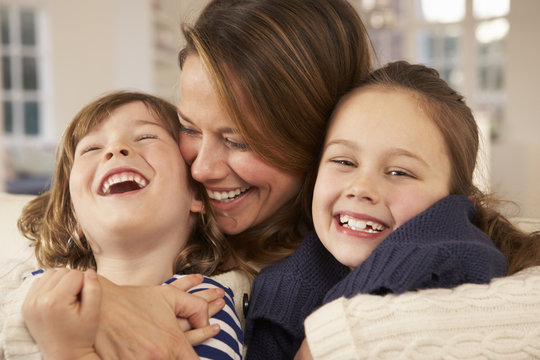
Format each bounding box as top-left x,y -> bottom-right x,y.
166,274 -> 244,359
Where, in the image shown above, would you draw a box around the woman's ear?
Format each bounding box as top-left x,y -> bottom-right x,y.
190,198 -> 204,214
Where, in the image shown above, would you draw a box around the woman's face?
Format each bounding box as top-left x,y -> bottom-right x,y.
177,55 -> 302,235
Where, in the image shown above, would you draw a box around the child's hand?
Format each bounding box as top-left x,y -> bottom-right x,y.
169,274 -> 225,345
22,268 -> 102,360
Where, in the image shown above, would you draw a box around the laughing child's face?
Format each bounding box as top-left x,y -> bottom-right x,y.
312,86 -> 451,268
69,101 -> 202,253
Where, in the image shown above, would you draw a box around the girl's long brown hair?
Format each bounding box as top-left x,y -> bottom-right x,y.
354,61 -> 540,274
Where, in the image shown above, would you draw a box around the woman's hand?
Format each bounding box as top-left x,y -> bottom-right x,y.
95,274 -> 223,359
22,268 -> 102,360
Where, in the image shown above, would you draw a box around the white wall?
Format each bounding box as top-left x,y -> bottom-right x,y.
44,0 -> 157,141
491,0 -> 540,218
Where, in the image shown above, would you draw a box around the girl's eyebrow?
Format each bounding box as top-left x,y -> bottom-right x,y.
386,148 -> 429,167
323,138 -> 358,151
324,139 -> 429,167
133,119 -> 162,127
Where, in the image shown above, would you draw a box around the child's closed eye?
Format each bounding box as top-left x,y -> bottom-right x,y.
331,159 -> 356,167
80,145 -> 101,155
136,134 -> 158,141
387,169 -> 416,178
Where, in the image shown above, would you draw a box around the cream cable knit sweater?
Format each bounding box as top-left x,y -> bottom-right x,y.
1,258 -> 40,359
304,266 -> 540,359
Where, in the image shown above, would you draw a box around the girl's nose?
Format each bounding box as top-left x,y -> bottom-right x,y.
346,174 -> 380,203
104,143 -> 130,161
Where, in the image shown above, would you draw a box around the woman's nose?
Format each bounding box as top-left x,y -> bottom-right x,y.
190,140 -> 229,183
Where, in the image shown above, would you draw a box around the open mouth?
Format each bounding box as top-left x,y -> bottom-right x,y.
207,187 -> 250,203
338,214 -> 386,233
100,171 -> 148,195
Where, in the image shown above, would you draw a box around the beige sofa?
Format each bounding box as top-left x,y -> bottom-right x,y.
0,192 -> 38,265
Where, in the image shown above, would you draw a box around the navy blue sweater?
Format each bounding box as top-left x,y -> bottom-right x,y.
244,195 -> 508,360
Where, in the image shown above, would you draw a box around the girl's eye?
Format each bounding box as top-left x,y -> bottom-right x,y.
81,145 -> 100,155
331,159 -> 356,167
225,137 -> 248,150
137,134 -> 157,141
388,169 -> 415,178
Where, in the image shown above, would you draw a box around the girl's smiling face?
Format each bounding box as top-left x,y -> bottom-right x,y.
69,101 -> 201,254
312,86 -> 451,268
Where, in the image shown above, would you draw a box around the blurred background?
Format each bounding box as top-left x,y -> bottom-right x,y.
0,0 -> 539,219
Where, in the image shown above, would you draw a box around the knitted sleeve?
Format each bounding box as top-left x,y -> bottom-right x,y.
0,258 -> 40,360
304,266 -> 540,359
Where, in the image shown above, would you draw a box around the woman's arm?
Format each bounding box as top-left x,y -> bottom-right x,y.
94,275 -> 223,359
304,266 -> 540,359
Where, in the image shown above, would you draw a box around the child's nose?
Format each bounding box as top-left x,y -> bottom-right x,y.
346,175 -> 380,203
104,143 -> 130,160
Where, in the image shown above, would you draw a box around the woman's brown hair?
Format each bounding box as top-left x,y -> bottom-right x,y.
178,0 -> 373,268
18,91 -> 230,275
353,61 -> 540,274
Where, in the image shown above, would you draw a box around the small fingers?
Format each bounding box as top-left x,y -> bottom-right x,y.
169,274 -> 204,292
207,297 -> 225,318
192,287 -> 225,304
184,324 -> 221,346
176,297 -> 225,331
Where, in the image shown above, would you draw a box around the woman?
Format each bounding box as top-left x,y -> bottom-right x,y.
5,0 -> 373,358
175,0 -> 372,270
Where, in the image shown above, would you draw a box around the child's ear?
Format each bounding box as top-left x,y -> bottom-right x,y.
190,198 -> 204,214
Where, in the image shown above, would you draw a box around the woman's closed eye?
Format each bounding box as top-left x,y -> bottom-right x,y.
179,123 -> 199,136
225,137 -> 248,150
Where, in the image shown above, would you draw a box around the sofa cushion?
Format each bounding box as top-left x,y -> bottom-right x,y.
0,192 -> 36,265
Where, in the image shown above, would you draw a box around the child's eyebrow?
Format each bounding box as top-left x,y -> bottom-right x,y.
133,119 -> 162,127
386,148 -> 429,167
323,139 -> 358,151
324,139 -> 429,167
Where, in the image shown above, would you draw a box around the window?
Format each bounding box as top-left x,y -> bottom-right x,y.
1,4 -> 44,140
354,0 -> 510,142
